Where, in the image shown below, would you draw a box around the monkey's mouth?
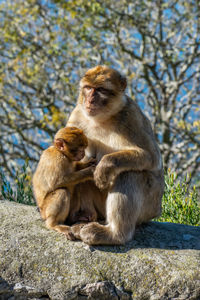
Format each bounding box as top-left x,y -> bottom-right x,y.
74,153 -> 85,161
74,157 -> 82,161
74,156 -> 83,161
86,106 -> 99,115
74,151 -> 85,161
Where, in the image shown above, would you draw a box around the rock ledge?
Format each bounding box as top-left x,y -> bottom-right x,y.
0,201 -> 200,300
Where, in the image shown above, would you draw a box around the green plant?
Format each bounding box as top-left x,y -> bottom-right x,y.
1,164 -> 199,227
155,171 -> 200,226
0,160 -> 35,205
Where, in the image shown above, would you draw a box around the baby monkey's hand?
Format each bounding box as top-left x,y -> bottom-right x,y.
75,157 -> 97,172
87,157 -> 97,167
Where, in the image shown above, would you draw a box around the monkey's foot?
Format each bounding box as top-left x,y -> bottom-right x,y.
64,231 -> 76,241
71,222 -> 87,240
80,222 -> 119,245
54,225 -> 76,241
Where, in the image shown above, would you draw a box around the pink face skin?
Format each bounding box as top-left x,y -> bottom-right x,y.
72,146 -> 85,161
82,85 -> 112,116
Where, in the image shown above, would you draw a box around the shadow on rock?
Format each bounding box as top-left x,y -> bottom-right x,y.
92,221 -> 200,253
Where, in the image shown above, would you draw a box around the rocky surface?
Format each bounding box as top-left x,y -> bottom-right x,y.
0,200 -> 200,300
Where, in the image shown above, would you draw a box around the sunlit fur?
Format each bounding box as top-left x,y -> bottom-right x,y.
32,127 -> 96,239
54,127 -> 88,159
67,65 -> 164,245
79,65 -> 127,91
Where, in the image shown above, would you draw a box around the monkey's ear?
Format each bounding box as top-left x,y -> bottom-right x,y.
119,75 -> 127,91
55,138 -> 66,151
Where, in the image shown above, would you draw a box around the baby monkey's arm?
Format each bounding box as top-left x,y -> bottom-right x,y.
75,157 -> 97,171
54,165 -> 95,190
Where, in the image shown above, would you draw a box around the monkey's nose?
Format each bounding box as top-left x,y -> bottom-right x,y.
89,98 -> 95,104
90,88 -> 97,97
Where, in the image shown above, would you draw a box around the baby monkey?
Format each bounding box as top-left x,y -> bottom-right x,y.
32,127 -> 97,240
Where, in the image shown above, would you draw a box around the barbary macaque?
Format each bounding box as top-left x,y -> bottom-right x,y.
67,65 -> 164,245
32,127 -> 97,239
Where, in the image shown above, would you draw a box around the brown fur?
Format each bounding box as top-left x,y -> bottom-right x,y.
32,127 -> 97,239
80,65 -> 127,92
67,65 -> 164,245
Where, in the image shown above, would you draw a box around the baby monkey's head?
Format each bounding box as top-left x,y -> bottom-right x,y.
54,127 -> 88,161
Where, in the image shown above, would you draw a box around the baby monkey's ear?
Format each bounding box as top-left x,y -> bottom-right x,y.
54,138 -> 66,152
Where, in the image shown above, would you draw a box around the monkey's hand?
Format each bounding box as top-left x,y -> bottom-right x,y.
75,158 -> 97,171
86,157 -> 97,167
94,157 -> 115,190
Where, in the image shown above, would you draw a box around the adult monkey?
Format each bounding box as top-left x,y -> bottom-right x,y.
67,65 -> 164,245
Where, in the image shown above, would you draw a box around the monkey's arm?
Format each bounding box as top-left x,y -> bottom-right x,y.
54,166 -> 94,189
75,158 -> 97,171
94,140 -> 162,190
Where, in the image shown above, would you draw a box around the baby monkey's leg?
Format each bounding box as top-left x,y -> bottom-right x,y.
43,189 -> 75,240
69,183 -> 97,224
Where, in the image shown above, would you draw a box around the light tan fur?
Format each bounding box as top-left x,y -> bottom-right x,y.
67,65 -> 164,245
32,127 -> 97,239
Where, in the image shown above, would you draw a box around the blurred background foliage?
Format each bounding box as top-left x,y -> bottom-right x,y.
0,0 -> 199,188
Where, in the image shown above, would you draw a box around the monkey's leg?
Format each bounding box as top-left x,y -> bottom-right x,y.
80,172 -> 144,245
67,182 -> 106,238
79,190 -> 98,222
79,181 -> 107,218
136,171 -> 163,224
69,181 -> 106,224
44,189 -> 75,240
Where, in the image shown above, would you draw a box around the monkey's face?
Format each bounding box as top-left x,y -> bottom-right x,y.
55,138 -> 86,161
82,85 -> 116,116
69,145 -> 86,161
54,127 -> 88,161
79,66 -> 127,120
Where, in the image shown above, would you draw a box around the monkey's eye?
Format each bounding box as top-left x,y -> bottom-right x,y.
70,149 -> 78,155
97,87 -> 115,96
70,148 -> 78,152
96,87 -> 108,93
84,86 -> 92,91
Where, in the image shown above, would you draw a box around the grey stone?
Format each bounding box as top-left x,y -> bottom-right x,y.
0,201 -> 200,300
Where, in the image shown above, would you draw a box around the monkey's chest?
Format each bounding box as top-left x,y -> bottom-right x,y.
102,133 -> 126,149
87,128 -> 132,161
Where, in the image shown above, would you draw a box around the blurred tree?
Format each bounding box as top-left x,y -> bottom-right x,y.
0,0 -> 199,184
